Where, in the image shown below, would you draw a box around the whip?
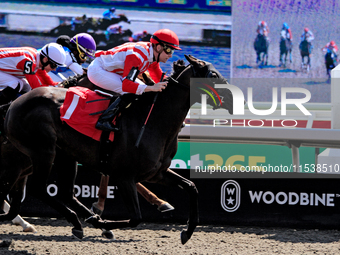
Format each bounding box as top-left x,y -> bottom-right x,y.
135,72 -> 166,148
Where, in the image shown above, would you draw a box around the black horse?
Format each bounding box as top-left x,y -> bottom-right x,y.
279,32 -> 292,67
324,49 -> 337,79
254,34 -> 269,66
1,55 -> 233,244
299,39 -> 312,72
49,14 -> 130,37
0,103 -> 114,239
93,14 -> 130,31
0,73 -> 173,238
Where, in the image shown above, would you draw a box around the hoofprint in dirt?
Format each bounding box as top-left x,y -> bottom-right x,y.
0,218 -> 340,255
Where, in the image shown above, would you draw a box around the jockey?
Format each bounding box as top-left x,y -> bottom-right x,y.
105,24 -> 123,41
257,21 -> 269,37
71,14 -> 86,31
322,40 -> 338,65
301,27 -> 314,43
87,28 -> 181,131
0,43 -> 66,104
56,33 -> 96,75
281,22 -> 292,41
103,7 -> 119,20
322,40 -> 338,55
129,30 -> 148,42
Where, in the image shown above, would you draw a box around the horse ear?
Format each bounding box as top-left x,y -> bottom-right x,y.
185,55 -> 198,64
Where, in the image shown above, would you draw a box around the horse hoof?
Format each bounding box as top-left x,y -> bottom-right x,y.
85,214 -> 100,224
23,224 -> 37,233
72,228 -> 84,239
102,229 -> 115,239
180,230 -> 189,245
158,203 -> 175,212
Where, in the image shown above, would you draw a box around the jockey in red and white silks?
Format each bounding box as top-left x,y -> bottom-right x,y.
88,28 -> 182,131
88,41 -> 165,95
0,43 -> 66,92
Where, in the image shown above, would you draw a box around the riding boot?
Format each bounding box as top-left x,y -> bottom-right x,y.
95,97 -> 122,132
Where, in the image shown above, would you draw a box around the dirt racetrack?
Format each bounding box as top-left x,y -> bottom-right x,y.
0,217 -> 340,254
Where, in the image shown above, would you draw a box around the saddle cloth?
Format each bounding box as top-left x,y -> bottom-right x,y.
60,86 -> 114,141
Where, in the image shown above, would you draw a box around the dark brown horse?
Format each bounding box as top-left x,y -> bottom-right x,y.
0,76 -> 173,237
2,55 -> 233,244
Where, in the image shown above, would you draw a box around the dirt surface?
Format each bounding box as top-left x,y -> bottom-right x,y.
0,217 -> 340,254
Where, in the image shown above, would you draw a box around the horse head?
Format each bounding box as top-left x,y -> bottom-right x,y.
184,55 -> 234,114
119,14 -> 130,24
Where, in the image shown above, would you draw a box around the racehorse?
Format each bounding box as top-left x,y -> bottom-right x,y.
254,34 -> 269,66
324,49 -> 337,79
93,14 -> 130,31
49,14 -> 130,37
0,74 -> 174,237
279,31 -> 292,67
1,55 -> 234,244
299,39 -> 312,72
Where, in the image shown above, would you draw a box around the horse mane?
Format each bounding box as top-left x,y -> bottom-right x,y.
170,60 -> 188,80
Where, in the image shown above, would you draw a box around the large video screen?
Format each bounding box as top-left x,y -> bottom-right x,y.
231,0 -> 339,103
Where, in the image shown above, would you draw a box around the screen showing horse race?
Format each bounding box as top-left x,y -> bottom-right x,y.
231,0 -> 339,103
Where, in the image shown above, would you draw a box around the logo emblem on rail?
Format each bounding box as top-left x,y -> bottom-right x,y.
221,180 -> 241,212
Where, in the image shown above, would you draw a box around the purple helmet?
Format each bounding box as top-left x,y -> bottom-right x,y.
110,7 -> 116,12
70,33 -> 96,59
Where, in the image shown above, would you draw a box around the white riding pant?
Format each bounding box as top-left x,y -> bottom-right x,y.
87,58 -> 144,95
0,71 -> 31,93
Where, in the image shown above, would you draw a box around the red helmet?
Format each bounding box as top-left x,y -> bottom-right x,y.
143,30 -> 147,35
330,40 -> 335,46
150,29 -> 181,50
304,27 -> 309,32
261,21 -> 265,26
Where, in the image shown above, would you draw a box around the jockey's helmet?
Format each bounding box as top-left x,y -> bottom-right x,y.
330,41 -> 336,46
143,30 -> 148,35
304,27 -> 309,32
283,22 -> 289,29
261,21 -> 266,26
110,7 -> 116,12
40,43 -> 66,68
70,33 -> 96,60
150,29 -> 181,50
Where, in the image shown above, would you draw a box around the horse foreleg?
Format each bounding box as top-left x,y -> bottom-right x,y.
54,152 -> 96,220
0,176 -> 26,224
3,200 -> 37,233
86,180 -> 142,230
92,174 -> 110,216
136,183 -> 174,212
30,151 -> 84,239
159,168 -> 199,245
93,175 -> 174,215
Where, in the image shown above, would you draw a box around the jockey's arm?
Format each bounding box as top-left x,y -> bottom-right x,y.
68,62 -> 85,75
26,69 -> 59,89
147,62 -> 163,83
121,55 -> 146,94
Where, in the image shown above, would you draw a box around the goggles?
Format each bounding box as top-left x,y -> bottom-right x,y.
163,45 -> 175,55
48,61 -> 58,69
